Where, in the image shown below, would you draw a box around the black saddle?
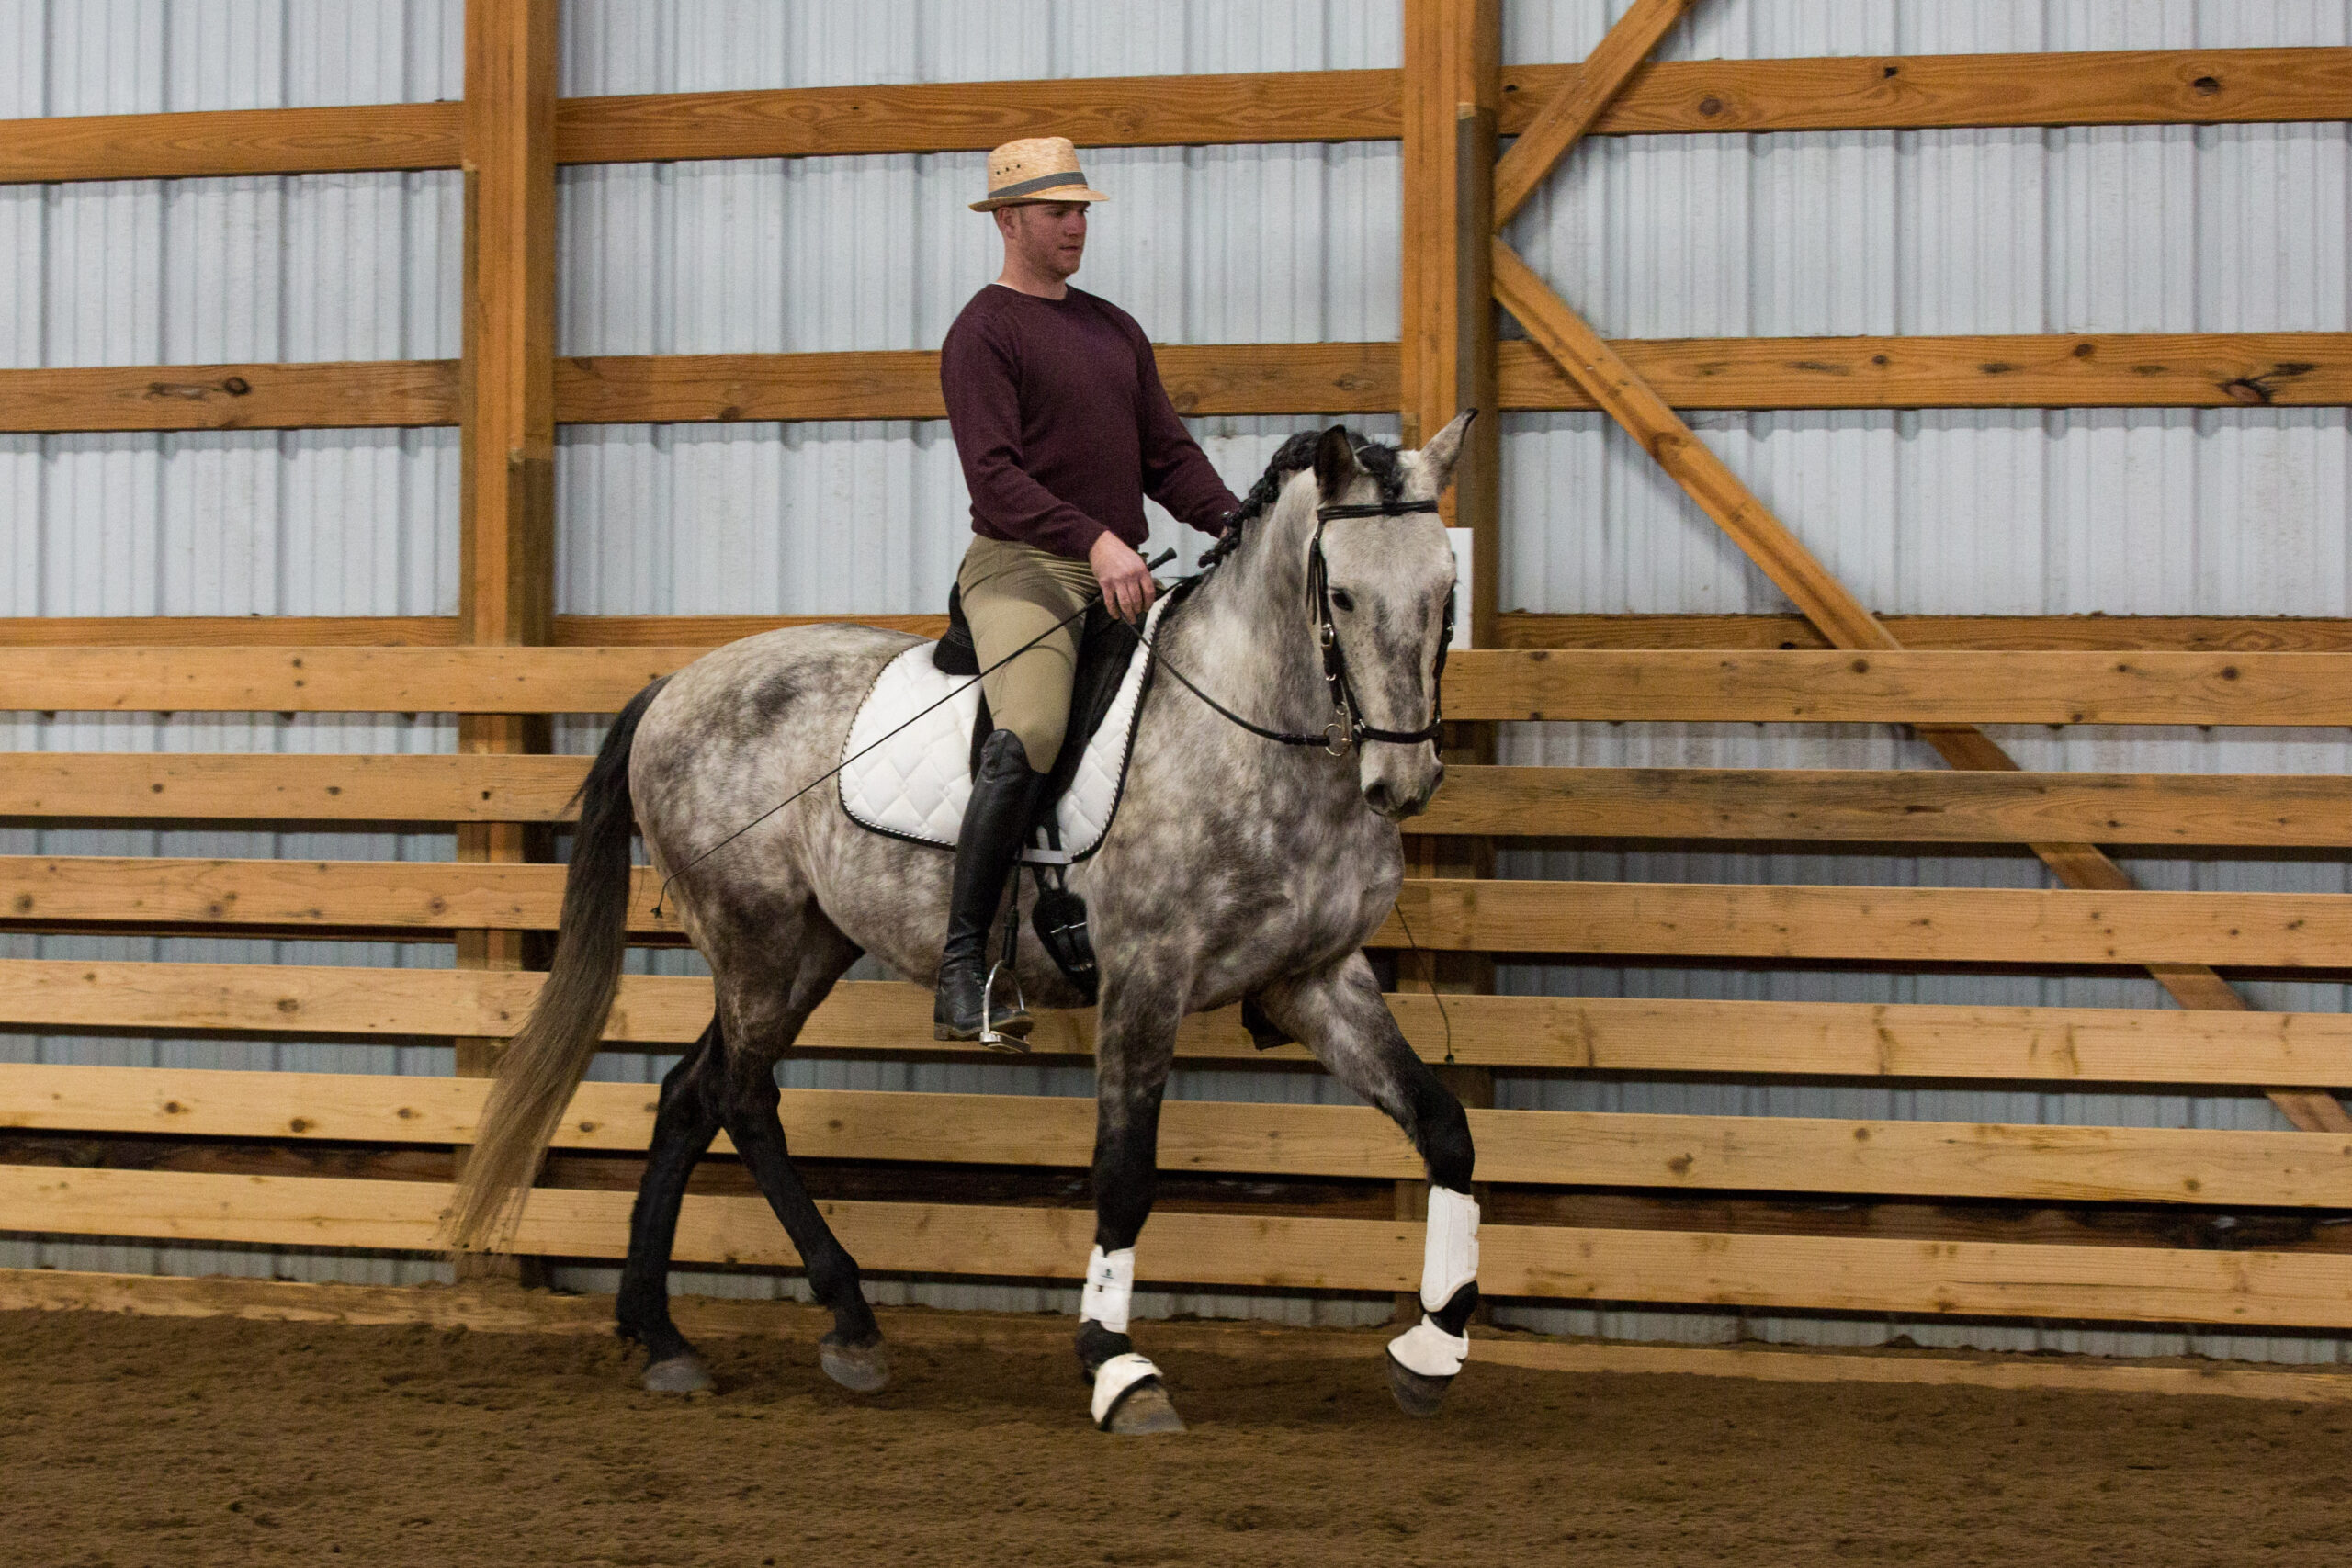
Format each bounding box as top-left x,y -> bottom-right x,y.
933,583 -> 1146,809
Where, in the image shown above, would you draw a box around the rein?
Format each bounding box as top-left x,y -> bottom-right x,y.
1143,494 -> 1451,756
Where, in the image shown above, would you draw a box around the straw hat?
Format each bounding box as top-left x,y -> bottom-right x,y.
971,137 -> 1111,211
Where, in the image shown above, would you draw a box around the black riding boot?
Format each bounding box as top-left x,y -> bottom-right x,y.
934,728 -> 1047,1044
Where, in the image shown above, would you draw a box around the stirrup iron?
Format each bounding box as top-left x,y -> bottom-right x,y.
978,956 -> 1031,1053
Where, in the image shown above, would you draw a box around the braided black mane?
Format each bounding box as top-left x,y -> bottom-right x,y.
1201,426 -> 1407,568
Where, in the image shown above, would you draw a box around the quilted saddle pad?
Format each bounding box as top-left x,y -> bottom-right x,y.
837,596 -> 1167,863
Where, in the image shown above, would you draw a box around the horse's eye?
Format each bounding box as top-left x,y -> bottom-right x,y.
1330,589 -> 1356,614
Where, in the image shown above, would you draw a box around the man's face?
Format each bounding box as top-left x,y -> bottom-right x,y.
999,201 -> 1089,280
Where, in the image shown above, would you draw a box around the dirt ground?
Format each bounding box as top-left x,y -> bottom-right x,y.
6,1305 -> 2351,1568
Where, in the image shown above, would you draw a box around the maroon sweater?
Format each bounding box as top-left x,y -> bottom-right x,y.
940,284 -> 1241,558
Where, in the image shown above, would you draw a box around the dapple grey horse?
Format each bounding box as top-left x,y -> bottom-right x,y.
447,415 -> 1483,1433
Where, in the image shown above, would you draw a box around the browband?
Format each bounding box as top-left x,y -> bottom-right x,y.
1316,499 -> 1442,520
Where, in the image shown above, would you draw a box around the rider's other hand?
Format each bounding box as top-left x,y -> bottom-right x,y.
1088,532 -> 1158,624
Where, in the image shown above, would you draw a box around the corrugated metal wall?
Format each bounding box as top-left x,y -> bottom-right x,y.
6,0 -> 2351,1355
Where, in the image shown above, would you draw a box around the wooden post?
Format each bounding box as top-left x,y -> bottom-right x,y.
457,0 -> 559,1277
1397,0 -> 1500,1323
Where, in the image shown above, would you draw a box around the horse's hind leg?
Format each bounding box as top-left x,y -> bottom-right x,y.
617,1017 -> 727,1393
1255,953 -> 1477,1417
713,908 -> 888,1393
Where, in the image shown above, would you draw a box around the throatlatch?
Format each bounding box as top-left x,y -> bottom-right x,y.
1386,1185 -> 1480,1381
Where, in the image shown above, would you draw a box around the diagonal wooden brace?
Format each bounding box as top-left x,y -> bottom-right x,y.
1492,243 -> 2349,1133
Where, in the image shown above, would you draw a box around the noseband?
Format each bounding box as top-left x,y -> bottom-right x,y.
1145,493 -> 1452,756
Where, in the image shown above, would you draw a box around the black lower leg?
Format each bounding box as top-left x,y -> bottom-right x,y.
616,1022 -> 725,1363
1397,1053 -> 1479,1336
724,1073 -> 879,1348
1077,1089 -> 1163,1379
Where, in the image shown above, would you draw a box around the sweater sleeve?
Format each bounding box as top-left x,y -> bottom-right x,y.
941,310 -> 1110,558
1131,327 -> 1243,536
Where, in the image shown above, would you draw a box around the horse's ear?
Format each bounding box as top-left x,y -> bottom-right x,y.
1417,410 -> 1477,496
1313,424 -> 1359,500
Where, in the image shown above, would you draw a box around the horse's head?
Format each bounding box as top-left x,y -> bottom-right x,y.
1308,412 -> 1474,820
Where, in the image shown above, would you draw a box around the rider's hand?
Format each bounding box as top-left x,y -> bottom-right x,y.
1088,531 -> 1159,624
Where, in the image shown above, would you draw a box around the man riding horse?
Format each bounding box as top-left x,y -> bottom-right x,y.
934,136 -> 1243,1043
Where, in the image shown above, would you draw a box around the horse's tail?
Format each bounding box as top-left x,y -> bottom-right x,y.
445,677 -> 669,1253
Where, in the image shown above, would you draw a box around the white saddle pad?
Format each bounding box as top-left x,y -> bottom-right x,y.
837,596 -> 1167,863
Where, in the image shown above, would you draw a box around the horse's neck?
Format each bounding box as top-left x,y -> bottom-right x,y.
1165,498 -> 1338,760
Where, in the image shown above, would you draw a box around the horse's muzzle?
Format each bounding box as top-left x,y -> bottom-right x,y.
1362,757 -> 1443,821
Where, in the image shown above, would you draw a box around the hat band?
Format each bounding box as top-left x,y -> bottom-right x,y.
988,168 -> 1092,201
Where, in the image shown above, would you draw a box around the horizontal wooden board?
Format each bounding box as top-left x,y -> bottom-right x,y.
1500,333 -> 2352,412
0,962 -> 2346,1088
5,50 -> 2341,193
556,343 -> 1396,423
2,613 -> 2334,657
0,617 -> 461,649
1496,615 -> 2352,653
0,861 -> 2346,968
21,332 -> 2347,439
0,646 -> 694,713
1,646 -> 2346,723
11,1062 -> 2351,1205
0,101 -> 460,184
1524,47 -> 2352,136
556,70 -> 1402,161
0,360 -> 458,434
1380,878 -> 2352,969
0,753 -> 593,824
15,1165 -> 2352,1327
552,614 -> 945,646
10,753 -> 2340,849
1415,766 -> 2352,847
1443,649 -> 2352,726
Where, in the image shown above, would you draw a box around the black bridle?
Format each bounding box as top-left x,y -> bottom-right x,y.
1146,494 -> 1453,755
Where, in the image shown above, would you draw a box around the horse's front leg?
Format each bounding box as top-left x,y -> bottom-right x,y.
1257,953 -> 1478,1416
1077,971 -> 1186,1435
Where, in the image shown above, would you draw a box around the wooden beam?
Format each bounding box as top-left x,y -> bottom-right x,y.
1492,238 -> 2349,1134
1415,765 -> 2352,847
1442,649 -> 2352,727
553,343 -> 1397,424
0,752 -> 594,824
1497,333 -> 2352,412
553,614 -> 943,646
3,48 -> 2345,194
1375,879 -> 2352,969
0,102 -> 460,184
0,646 -> 2345,721
9,331 -> 2346,438
18,1165 -> 2352,1327
1505,47 -> 2352,138
1492,0 -> 1694,227
0,616 -> 459,647
555,70 -> 1402,163
0,961 -> 2345,1086
3,857 -> 2347,970
0,361 -> 458,434
15,1062 -> 2352,1207
1497,614 -> 2352,653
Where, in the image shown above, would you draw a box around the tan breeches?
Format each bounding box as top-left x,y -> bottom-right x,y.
956,534 -> 1100,772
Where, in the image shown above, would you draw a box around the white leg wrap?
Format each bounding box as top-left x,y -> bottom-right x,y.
1080,1245 -> 1135,1336
1090,1351 -> 1163,1427
1387,1316 -> 1470,1380
1419,1185 -> 1480,1314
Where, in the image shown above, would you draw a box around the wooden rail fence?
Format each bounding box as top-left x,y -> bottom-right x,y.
4,18 -> 2349,1345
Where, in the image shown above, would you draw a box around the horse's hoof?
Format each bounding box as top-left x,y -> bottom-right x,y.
642,1352 -> 715,1395
820,1333 -> 890,1393
1102,1379 -> 1186,1436
1385,1349 -> 1453,1417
